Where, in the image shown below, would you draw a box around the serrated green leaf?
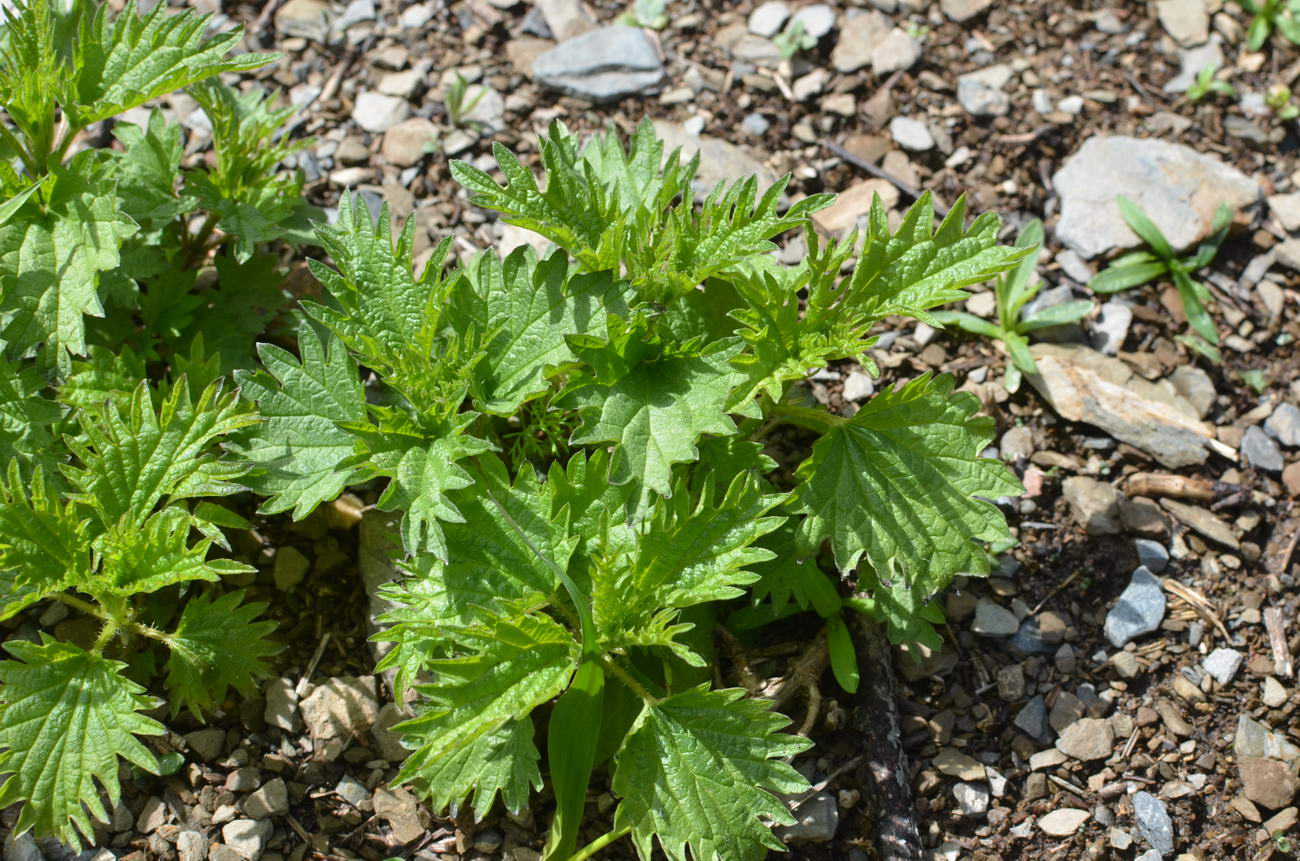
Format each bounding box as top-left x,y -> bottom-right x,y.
394,611 -> 579,790
112,109 -> 188,231
93,506 -> 251,596
790,374 -> 1021,591
164,589 -> 280,719
403,716 -> 542,822
233,325 -> 366,519
568,333 -> 742,498
0,463 -> 88,620
0,357 -> 63,475
611,685 -> 811,861
0,636 -> 164,849
68,0 -> 276,128
0,153 -> 138,373
454,247 -> 624,415
59,344 -> 148,417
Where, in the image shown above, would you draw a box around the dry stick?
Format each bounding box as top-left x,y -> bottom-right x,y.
823,141 -> 950,219
1265,607 -> 1294,678
849,614 -> 924,861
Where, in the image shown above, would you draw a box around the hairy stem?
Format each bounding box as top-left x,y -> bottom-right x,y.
599,654 -> 660,705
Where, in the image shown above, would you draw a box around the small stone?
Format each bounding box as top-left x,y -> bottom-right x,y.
1039,808 -> 1090,836
1166,36 -> 1225,93
1167,366 -> 1215,419
790,3 -> 835,39
536,0 -> 596,40
779,792 -> 839,843
1056,717 -> 1115,762
1157,0 -> 1210,46
1240,757 -> 1300,810
275,0 -> 330,41
533,27 -> 665,103
935,747 -> 987,781
244,778 -> 289,820
351,91 -> 410,134
186,727 -> 226,762
1134,539 -> 1169,574
1014,695 -> 1053,744
1104,567 -> 1167,647
953,782 -> 990,816
473,829 -> 505,853
1243,426 -> 1284,473
1133,791 -> 1175,856
941,0 -> 993,22
1237,715 -> 1300,762
1156,699 -> 1194,737
1025,772 -> 1049,801
263,677 -> 302,733
791,70 -> 827,101
830,11 -> 890,73
177,831 -> 209,861
334,775 -> 371,809
372,702 -> 411,761
1111,651 -> 1140,679
273,546 -> 309,591
842,371 -> 874,401
1285,463 -> 1300,497
299,675 -> 379,740
222,819 -> 272,861
373,787 -> 426,844
1050,692 -> 1086,734
1090,300 -> 1130,355
1062,476 -> 1122,535
889,116 -> 934,152
872,28 -> 920,74
1264,677 -> 1289,708
381,118 -> 439,167
1232,796 -> 1263,823
1056,643 -> 1077,674
1269,193 -> 1300,232
1000,426 -> 1034,461
972,598 -> 1019,636
957,64 -> 1013,116
137,796 -> 168,833
1266,404 -> 1300,448
1203,648 -> 1244,686
748,0 -> 790,37
1030,748 -> 1070,770
811,179 -> 901,235
1262,806 -> 1300,836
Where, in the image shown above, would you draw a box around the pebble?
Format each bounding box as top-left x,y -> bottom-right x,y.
972,598 -> 1019,636
272,546 -> 309,591
264,677 -> 302,733
1266,403 -> 1300,448
1014,695 -> 1053,744
533,27 -> 665,103
351,91 -> 410,134
1235,714 -> 1300,762
872,28 -> 921,74
244,777 -> 289,819
177,831 -> 208,861
382,118 -> 439,167
748,0 -> 790,37
222,819 -> 272,861
1165,36 -> 1224,93
1243,426 -> 1284,472
779,792 -> 839,843
1269,193 -> 1300,233
790,3 -> 836,39
1264,677 -> 1289,708
1111,651 -> 1140,679
536,0 -> 597,40
1056,717 -> 1115,762
1134,539 -> 1170,574
1010,616 -> 1062,656
1156,0 -> 1210,46
1104,567 -> 1167,647
1052,135 -> 1260,259
1202,648 -> 1243,686
1133,791 -> 1175,856
935,747 -> 987,781
1062,475 -> 1122,535
842,370 -> 874,401
956,64 -> 1013,116
954,782 -> 991,816
741,112 -> 771,135
186,727 -> 226,762
1167,366 -> 1216,419
275,0 -> 330,42
1285,462 -> 1300,497
1239,756 -> 1299,810
300,675 -> 379,740
889,116 -> 934,152
1089,300 -> 1130,355
1038,807 -> 1090,836
830,10 -> 889,73
1056,248 -> 1095,284
941,0 -> 993,22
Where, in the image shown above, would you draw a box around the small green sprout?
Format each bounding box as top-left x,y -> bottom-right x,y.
1089,196 -> 1232,362
1267,83 -> 1300,119
1186,64 -> 1237,102
773,19 -> 816,59
443,72 -> 488,128
1233,0 -> 1300,51
934,218 -> 1092,393
618,0 -> 668,29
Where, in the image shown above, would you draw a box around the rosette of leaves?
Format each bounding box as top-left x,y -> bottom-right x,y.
235,120 -> 1022,860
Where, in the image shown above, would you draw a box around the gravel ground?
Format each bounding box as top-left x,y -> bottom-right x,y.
5,0 -> 1300,859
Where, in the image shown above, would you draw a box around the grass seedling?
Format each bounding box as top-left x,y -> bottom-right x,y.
1233,0 -> 1300,51
443,72 -> 488,128
934,218 -> 1092,392
1089,196 -> 1231,361
1186,64 -> 1237,102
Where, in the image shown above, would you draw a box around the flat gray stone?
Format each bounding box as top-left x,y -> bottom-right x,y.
748,1 -> 790,37
244,777 -> 289,820
830,10 -> 889,73
1053,135 -> 1260,259
1266,403 -> 1300,447
972,598 -> 1019,636
1203,648 -> 1244,686
1157,0 -> 1209,45
791,3 -> 836,38
953,782 -> 990,816
1133,539 -> 1169,574
1243,425 -> 1284,472
1056,717 -> 1115,761
1167,366 -> 1216,419
1235,714 -> 1300,762
1133,790 -> 1175,856
1104,567 -> 1166,647
957,64 -> 1012,116
533,27 -> 665,103
1062,476 -> 1121,535
1014,695 -> 1054,744
779,792 -> 838,843
890,116 -> 934,152
222,819 -> 272,861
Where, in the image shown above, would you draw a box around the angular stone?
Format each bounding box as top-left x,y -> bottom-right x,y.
299,675 -> 379,740
957,64 -> 1012,116
1235,715 -> 1300,762
273,546 -> 309,591
1026,344 -> 1215,468
221,819 -> 272,861
381,118 -> 439,167
1133,539 -> 1169,574
934,747 -> 986,781
873,29 -> 921,75
1015,695 -> 1053,744
351,91 -> 409,134
1133,791 -> 1175,855
1053,135 -> 1260,259
890,116 -> 933,152
1269,193 -> 1300,233
941,0 -> 993,22
243,778 -> 289,820
1167,366 -> 1216,419
1243,425 -> 1284,473
1203,648 -> 1244,686
1267,403 -> 1300,447
1265,677 -> 1289,709
536,0 -> 597,41
1240,757 -> 1299,810
1039,807 -> 1090,836
263,677 -> 302,733
1160,499 -> 1239,549
831,10 -> 891,73
1062,476 -> 1122,535
1157,0 -> 1210,45
811,179 -> 900,235
533,27 -> 665,103
779,792 -> 839,843
1105,567 -> 1166,647
748,0 -> 790,37
1056,717 -> 1115,762
953,782 -> 990,816
971,598 -> 1019,637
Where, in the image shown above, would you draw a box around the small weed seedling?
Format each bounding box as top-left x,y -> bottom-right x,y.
1233,0 -> 1300,51
1089,195 -> 1231,361
618,0 -> 669,29
1186,64 -> 1237,102
773,19 -> 817,59
933,218 -> 1092,392
443,71 -> 489,129
1267,83 -> 1300,119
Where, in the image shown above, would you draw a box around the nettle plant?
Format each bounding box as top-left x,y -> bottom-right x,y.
0,0 -> 312,847
235,121 -> 1023,860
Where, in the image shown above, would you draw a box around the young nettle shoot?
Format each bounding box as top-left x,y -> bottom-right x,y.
933,218 -> 1092,393
1089,195 -> 1231,361
1233,0 -> 1300,51
1186,64 -> 1237,102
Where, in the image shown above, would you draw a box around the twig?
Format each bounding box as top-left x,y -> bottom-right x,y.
296,631 -> 332,697
1265,607 -> 1294,678
1162,579 -> 1230,642
849,614 -> 924,861
1030,569 -> 1083,615
823,141 -> 949,218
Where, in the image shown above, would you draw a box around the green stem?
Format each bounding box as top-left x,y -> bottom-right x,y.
599,654 -> 659,705
0,123 -> 40,178
186,212 -> 221,266
91,620 -> 119,655
771,403 -> 846,434
568,826 -> 632,861
50,592 -> 171,645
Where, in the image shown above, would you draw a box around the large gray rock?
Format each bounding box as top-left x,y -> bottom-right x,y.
1026,344 -> 1215,468
1053,136 -> 1260,259
533,26 -> 665,103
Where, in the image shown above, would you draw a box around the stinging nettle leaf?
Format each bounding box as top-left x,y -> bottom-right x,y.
790,373 -> 1022,593
403,716 -> 542,823
164,589 -> 280,719
0,636 -> 164,849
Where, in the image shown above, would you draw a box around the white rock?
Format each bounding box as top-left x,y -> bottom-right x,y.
957,64 -> 1013,116
890,116 -> 934,152
791,3 -> 836,38
830,11 -> 890,73
748,0 -> 790,37
1269,193 -> 1300,232
1202,647 -> 1244,686
872,28 -> 921,74
1038,808 -> 1090,836
1157,0 -> 1210,46
1264,677 -> 1289,708
351,91 -> 409,134
222,819 -> 272,861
